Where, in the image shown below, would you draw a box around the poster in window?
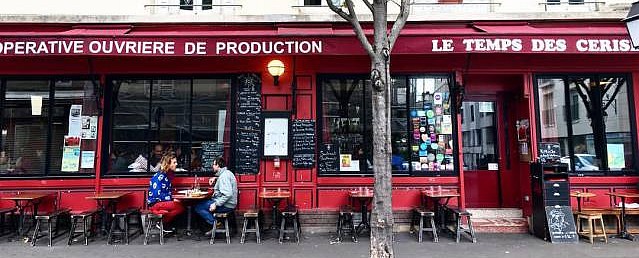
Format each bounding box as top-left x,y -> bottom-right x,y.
81,116 -> 98,139
68,105 -> 83,137
607,144 -> 625,169
263,117 -> 289,156
61,147 -> 81,172
80,151 -> 95,169
441,115 -> 452,134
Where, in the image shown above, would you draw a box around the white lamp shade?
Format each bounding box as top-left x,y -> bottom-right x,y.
267,60 -> 285,77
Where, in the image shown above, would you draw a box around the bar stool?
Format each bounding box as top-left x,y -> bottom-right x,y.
0,207 -> 17,236
449,208 -> 476,243
279,205 -> 301,244
67,209 -> 98,245
410,207 -> 438,243
31,208 -> 71,246
336,205 -> 357,243
143,212 -> 164,245
576,212 -> 607,244
240,208 -> 261,244
107,208 -> 140,245
210,211 -> 233,244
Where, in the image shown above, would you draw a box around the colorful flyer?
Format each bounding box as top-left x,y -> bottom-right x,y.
434,93 -> 443,105
607,144 -> 625,169
61,147 -> 81,172
81,116 -> 98,139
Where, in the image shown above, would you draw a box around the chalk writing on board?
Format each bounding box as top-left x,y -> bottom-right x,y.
319,143 -> 339,173
201,141 -> 224,171
235,74 -> 261,174
544,206 -> 577,243
291,120 -> 315,168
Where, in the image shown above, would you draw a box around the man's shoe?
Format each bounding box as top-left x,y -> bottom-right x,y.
204,229 -> 213,237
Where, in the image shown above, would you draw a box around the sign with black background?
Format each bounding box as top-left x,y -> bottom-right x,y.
318,143 -> 339,173
291,120 -> 315,168
538,142 -> 561,164
544,205 -> 578,243
201,141 -> 224,171
235,74 -> 262,174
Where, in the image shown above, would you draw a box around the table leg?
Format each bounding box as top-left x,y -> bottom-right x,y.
619,197 -> 637,241
14,201 -> 25,237
356,199 -> 370,236
269,199 -> 282,230
185,205 -> 193,235
577,196 -> 582,213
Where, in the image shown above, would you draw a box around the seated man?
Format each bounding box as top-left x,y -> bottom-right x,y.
194,157 -> 237,236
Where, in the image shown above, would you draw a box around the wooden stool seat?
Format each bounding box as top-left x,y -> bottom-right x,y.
279,207 -> 301,244
337,206 -> 357,243
107,208 -> 141,245
68,209 -> 99,245
210,211 -> 233,244
577,213 -> 607,244
410,207 -> 438,243
240,210 -> 261,244
448,208 -> 476,243
32,208 -> 71,246
143,212 -> 164,245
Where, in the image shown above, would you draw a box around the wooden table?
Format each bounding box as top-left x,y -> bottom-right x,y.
350,190 -> 373,236
570,191 -> 596,213
1,192 -> 53,237
422,189 -> 460,231
607,192 -> 639,241
258,190 -> 291,230
173,193 -> 210,237
86,192 -> 131,236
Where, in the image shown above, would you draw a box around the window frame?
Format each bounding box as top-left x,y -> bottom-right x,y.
534,73 -> 639,176
0,76 -> 100,178
317,73 -> 460,177
102,74 -> 236,178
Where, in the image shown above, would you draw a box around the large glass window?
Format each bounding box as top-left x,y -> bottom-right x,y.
108,78 -> 231,175
461,101 -> 498,170
0,79 -> 99,176
536,75 -> 636,175
319,75 -> 456,176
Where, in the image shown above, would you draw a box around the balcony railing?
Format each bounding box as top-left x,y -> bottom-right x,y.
144,3 -> 242,15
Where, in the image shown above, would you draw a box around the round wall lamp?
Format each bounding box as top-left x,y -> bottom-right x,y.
267,59 -> 285,86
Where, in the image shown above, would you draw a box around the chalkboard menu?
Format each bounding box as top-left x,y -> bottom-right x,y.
235,74 -> 262,174
318,143 -> 339,173
201,141 -> 224,171
539,142 -> 561,164
291,120 -> 316,168
544,205 -> 578,243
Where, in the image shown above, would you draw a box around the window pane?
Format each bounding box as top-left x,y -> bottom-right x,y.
461,102 -> 497,170
1,80 -> 50,175
50,80 -> 99,174
110,80 -> 151,174
391,78 -> 409,173
568,77 -> 600,171
321,78 -> 369,174
409,76 -> 454,173
191,79 -> 231,173
600,76 -> 632,171
150,79 -> 190,172
537,78 -> 571,166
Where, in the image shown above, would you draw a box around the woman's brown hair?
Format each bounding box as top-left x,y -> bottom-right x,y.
160,152 -> 177,172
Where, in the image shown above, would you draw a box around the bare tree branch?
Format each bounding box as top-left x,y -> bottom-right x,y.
328,0 -> 375,57
603,78 -> 625,112
574,80 -> 592,118
362,0 -> 374,13
388,0 -> 410,50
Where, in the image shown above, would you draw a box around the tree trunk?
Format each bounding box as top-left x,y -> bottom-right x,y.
369,55 -> 394,257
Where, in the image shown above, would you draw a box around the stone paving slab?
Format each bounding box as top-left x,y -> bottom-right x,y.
0,232 -> 637,258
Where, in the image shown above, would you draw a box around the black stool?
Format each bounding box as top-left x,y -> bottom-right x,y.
107,208 -> 141,245
449,208 -> 476,243
240,209 -> 261,244
337,205 -> 357,243
0,207 -> 17,236
210,211 -> 232,244
31,208 -> 71,246
143,212 -> 164,245
410,207 -> 438,243
279,206 -> 300,244
67,209 -> 98,245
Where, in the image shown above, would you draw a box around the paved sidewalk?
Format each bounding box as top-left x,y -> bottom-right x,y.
0,232 -> 637,258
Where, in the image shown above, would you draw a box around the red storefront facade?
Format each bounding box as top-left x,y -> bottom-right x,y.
0,20 -> 638,227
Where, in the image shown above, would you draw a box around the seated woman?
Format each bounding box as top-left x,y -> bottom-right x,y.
147,152 -> 185,232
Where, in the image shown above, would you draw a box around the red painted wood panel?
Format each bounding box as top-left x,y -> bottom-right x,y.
264,95 -> 289,111
60,191 -> 97,212
293,188 -> 313,209
296,94 -> 313,119
295,169 -> 312,182
391,189 -> 421,210
317,189 -> 351,211
464,170 -> 499,208
264,160 -> 288,182
238,174 -> 257,183
238,188 -> 258,210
